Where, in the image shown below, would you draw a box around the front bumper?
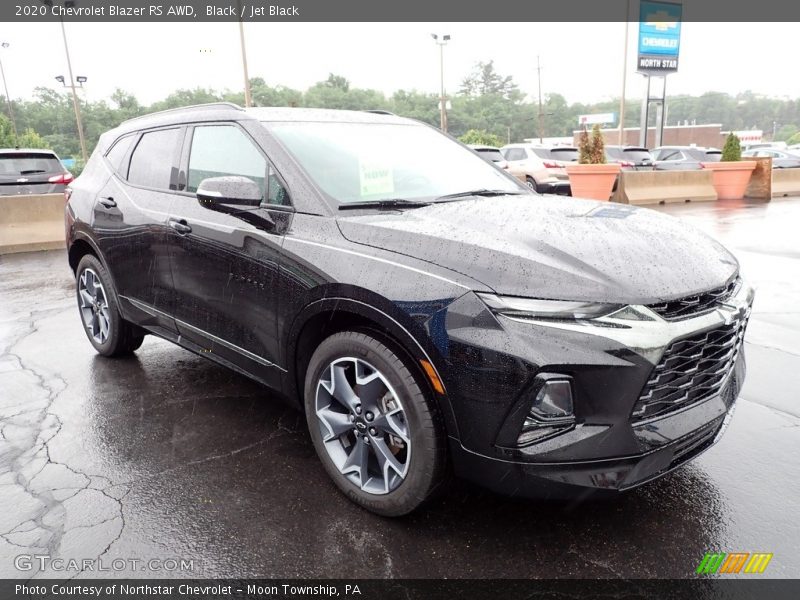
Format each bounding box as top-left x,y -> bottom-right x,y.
439,279 -> 753,498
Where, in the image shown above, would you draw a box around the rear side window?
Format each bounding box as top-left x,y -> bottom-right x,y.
476,149 -> 504,162
657,150 -> 684,161
127,128 -> 181,190
504,148 -> 525,161
529,148 -> 549,159
0,152 -> 62,175
187,125 -> 267,195
105,136 -> 135,175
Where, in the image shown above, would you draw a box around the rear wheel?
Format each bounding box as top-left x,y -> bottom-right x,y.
304,331 -> 446,516
525,176 -> 538,191
75,254 -> 145,357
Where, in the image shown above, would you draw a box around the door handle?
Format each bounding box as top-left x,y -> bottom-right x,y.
98,196 -> 116,208
169,218 -> 192,235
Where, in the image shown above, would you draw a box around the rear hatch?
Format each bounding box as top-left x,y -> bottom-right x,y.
0,152 -> 68,195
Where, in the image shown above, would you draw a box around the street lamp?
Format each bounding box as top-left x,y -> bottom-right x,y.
40,0 -> 89,162
0,42 -> 18,142
431,33 -> 450,133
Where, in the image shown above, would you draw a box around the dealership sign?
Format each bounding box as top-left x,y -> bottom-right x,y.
578,113 -> 616,126
637,0 -> 682,74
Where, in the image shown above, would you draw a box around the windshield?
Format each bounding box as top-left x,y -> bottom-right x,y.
0,153 -> 63,176
550,148 -> 579,162
475,148 -> 505,162
266,122 -> 522,204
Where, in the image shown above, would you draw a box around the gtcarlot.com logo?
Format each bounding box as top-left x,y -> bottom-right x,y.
696,552 -> 773,574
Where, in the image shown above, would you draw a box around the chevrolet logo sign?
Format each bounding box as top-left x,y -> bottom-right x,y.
646,10 -> 679,31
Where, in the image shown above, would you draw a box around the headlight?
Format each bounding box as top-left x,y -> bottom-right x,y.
477,293 -> 622,320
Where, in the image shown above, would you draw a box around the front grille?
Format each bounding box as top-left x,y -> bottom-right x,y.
647,278 -> 739,320
631,315 -> 749,421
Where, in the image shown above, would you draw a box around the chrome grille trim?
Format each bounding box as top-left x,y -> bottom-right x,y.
647,277 -> 740,321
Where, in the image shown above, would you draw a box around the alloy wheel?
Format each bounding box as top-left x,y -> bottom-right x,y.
78,268 -> 111,344
315,357 -> 410,495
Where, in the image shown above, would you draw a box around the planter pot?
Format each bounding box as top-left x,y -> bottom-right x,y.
701,161 -> 757,200
565,163 -> 621,201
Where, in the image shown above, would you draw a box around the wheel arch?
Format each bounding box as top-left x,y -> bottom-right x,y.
285,297 -> 459,439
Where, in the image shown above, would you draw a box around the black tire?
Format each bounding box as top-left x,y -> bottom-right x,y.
304,331 -> 447,516
75,254 -> 145,357
525,176 -> 538,192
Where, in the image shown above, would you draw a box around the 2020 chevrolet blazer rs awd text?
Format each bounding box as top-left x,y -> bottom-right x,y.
65,103 -> 753,516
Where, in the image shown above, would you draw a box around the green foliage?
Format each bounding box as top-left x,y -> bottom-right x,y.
721,133 -> 742,162
7,64 -> 800,165
787,131 -> 800,146
578,125 -> 606,164
16,128 -> 50,149
458,129 -> 504,147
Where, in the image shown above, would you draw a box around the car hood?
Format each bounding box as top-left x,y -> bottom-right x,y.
336,195 -> 739,304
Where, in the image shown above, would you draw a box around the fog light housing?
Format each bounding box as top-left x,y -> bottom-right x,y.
516,376 -> 575,447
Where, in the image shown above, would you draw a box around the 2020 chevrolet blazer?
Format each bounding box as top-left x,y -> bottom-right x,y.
65,103 -> 753,515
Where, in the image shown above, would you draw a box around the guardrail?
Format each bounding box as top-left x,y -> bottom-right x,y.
611,170 -> 717,205
0,194 -> 66,255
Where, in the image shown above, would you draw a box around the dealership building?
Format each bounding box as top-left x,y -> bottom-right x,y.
571,124 -> 763,149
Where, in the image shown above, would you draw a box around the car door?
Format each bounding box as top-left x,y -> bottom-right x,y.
166,122 -> 293,387
92,127 -> 182,338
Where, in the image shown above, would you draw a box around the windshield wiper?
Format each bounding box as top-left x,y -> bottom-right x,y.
338,199 -> 431,210
434,189 -> 526,201
20,169 -> 46,175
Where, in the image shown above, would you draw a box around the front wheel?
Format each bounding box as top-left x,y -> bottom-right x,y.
75,254 -> 145,357
304,331 -> 447,516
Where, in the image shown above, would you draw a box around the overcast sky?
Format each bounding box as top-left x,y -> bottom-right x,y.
1,22 -> 796,106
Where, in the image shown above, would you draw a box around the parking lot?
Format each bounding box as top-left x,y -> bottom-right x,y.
1,197 -> 799,579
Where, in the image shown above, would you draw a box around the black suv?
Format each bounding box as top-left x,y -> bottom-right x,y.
66,103 -> 753,515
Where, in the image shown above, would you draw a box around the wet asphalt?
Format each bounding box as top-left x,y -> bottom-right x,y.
1,197 -> 798,579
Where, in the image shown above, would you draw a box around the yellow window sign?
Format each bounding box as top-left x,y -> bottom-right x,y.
359,160 -> 394,197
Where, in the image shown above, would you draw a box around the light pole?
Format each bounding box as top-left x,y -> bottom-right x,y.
0,42 -> 18,142
235,0 -> 252,107
41,0 -> 88,162
618,0 -> 631,145
431,34 -> 450,133
536,55 -> 544,143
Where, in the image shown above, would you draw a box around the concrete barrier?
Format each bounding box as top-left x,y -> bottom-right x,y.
0,193 -> 66,255
772,168 -> 800,197
612,170 -> 717,205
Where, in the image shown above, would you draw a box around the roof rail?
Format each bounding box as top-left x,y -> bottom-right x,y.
362,109 -> 395,116
121,102 -> 244,125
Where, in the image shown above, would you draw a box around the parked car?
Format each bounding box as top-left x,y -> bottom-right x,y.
742,148 -> 800,169
66,103 -> 753,515
652,146 -> 722,170
500,144 -> 571,194
604,146 -> 655,170
0,148 -> 73,195
468,144 -> 510,171
526,145 -> 579,180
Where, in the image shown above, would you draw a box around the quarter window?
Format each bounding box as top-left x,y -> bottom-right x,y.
187,125 -> 267,196
127,128 -> 181,189
105,135 -> 135,175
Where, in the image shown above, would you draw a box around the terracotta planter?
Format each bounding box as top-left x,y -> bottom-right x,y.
700,160 -> 757,200
565,163 -> 621,201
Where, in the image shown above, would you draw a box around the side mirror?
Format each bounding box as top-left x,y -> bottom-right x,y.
197,176 -> 262,210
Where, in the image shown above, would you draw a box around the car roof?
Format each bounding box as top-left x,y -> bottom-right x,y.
0,148 -> 59,155
468,145 -> 500,151
115,102 -> 413,133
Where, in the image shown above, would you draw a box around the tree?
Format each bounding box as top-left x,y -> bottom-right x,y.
460,61 -> 520,100
721,133 -> 742,162
459,129 -> 504,147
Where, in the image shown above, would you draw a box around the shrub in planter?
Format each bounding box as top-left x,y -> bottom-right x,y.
702,133 -> 756,200
566,124 -> 620,200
